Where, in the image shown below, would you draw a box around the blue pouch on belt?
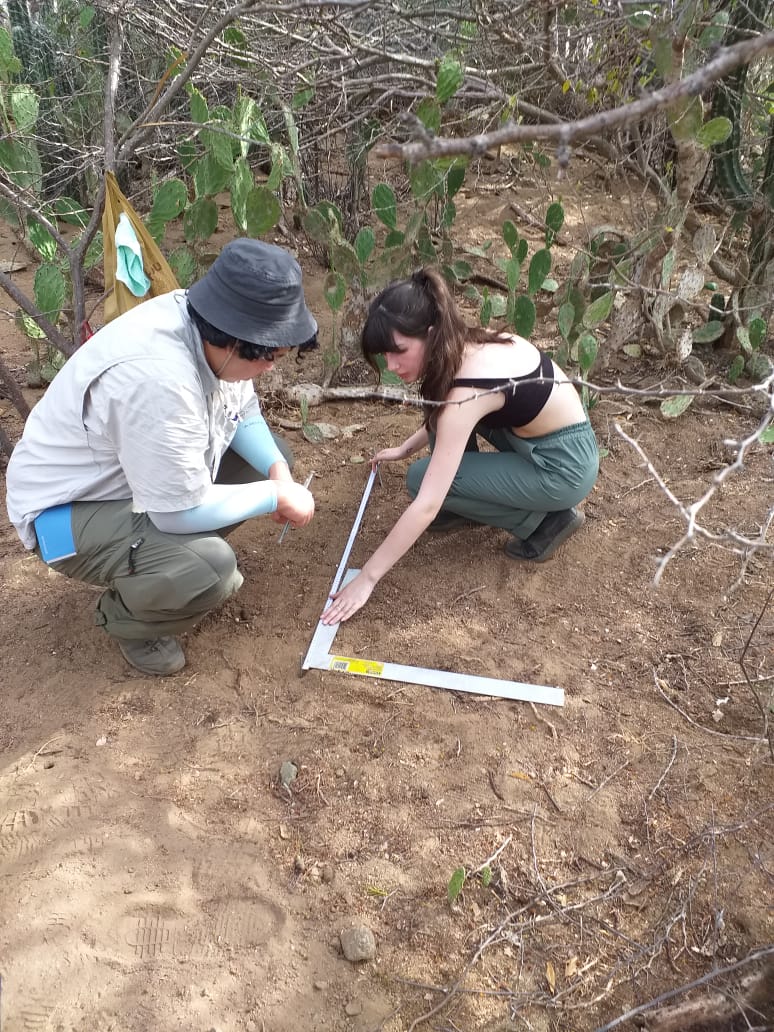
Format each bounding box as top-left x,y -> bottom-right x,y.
34,503 -> 76,563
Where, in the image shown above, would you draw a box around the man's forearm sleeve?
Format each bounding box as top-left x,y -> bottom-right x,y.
229,414 -> 285,476
148,481 -> 278,534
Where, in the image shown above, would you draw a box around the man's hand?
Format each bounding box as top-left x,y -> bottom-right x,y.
274,481 -> 314,528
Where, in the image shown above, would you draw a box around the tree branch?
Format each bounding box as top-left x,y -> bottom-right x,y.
375,31 -> 774,161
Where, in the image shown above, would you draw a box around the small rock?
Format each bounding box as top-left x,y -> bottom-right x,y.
340,924 -> 376,962
345,1000 -> 362,1016
246,1021 -> 258,1032
280,760 -> 298,788
314,980 -> 328,991
43,758 -> 55,769
321,863 -> 335,884
96,736 -> 107,747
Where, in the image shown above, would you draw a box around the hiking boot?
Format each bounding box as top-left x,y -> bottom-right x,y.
426,510 -> 474,533
116,636 -> 186,676
504,508 -> 585,562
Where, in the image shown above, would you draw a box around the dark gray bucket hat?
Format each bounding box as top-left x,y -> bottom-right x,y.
187,238 -> 317,347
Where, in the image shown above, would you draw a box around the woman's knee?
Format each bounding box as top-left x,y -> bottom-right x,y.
406,457 -> 430,498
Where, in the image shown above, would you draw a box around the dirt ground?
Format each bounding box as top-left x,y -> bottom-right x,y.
0,166 -> 772,1032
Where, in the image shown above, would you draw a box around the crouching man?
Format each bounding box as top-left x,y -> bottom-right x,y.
6,239 -> 317,675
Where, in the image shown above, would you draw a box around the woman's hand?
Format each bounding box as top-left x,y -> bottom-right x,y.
321,570 -> 376,624
371,445 -> 405,469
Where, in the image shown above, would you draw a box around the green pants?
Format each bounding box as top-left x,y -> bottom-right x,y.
43,440 -> 292,640
406,420 -> 598,538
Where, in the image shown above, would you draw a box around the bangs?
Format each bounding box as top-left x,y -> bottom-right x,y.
361,304 -> 403,356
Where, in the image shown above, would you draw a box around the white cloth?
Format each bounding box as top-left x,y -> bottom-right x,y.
6,291 -> 264,548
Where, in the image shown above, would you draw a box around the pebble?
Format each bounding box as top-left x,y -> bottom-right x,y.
280,760 -> 298,788
345,1000 -> 362,1016
340,925 -> 376,962
314,980 -> 328,991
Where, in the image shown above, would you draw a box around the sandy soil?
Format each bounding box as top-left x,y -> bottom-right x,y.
0,168 -> 772,1032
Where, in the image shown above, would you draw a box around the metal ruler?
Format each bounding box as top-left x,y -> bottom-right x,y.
302,468 -> 564,707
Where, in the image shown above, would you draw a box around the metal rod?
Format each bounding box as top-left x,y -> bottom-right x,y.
278,471 -> 315,544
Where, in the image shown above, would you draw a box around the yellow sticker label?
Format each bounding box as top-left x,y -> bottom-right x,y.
329,656 -> 385,677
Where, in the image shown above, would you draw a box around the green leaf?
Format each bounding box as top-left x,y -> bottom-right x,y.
697,117 -> 732,148
355,226 -> 375,266
28,220 -> 57,262
331,241 -> 360,280
168,247 -> 196,288
34,263 -> 66,321
480,866 -> 492,888
660,394 -> 694,418
699,10 -> 729,48
16,310 -> 46,340
513,295 -> 536,338
451,259 -> 472,281
505,256 -> 521,293
416,98 -> 442,134
384,229 -> 405,248
52,197 -> 89,228
582,290 -> 614,328
188,87 -> 209,124
436,55 -> 463,104
527,249 -> 552,296
516,239 -> 528,264
10,85 -> 39,132
183,197 -> 218,242
577,332 -> 598,373
151,179 -> 188,223
446,161 -> 466,199
692,321 -> 725,343
409,160 -> 443,201
302,206 -> 335,245
177,139 -> 197,174
230,157 -> 253,232
373,183 -> 397,229
736,326 -> 752,355
447,866 -> 466,904
233,95 -> 258,158
202,126 -> 235,171
746,352 -> 773,382
748,317 -> 766,350
669,96 -> 703,141
0,26 -> 22,80
623,343 -> 642,358
502,219 -> 518,252
192,153 -> 232,198
441,200 -> 456,230
558,302 -> 576,341
323,270 -> 347,312
250,115 -> 271,146
545,201 -> 564,245
480,292 -> 492,327
541,277 -> 559,292
292,87 -> 315,110
374,353 -> 403,386
0,139 -> 42,194
759,426 -> 774,443
245,186 -> 281,236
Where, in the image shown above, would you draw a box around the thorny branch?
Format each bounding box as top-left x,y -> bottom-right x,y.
376,31 -> 774,161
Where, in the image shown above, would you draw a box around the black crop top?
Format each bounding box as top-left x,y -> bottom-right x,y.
451,350 -> 554,429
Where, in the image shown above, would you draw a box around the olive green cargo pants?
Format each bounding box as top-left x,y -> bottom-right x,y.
406,420 -> 598,538
43,440 -> 292,640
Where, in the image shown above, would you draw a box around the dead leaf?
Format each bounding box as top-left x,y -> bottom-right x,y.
508,770 -> 532,781
565,956 -> 578,979
546,959 -> 556,993
712,631 -> 723,647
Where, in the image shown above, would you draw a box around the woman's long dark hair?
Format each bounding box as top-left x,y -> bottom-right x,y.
361,268 -> 505,430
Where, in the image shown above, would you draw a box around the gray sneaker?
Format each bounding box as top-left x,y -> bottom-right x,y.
116,636 -> 186,676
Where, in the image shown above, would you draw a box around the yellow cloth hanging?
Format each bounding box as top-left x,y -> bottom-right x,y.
101,171 -> 179,323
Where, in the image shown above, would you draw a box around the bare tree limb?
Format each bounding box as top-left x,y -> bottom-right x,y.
375,31 -> 774,161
